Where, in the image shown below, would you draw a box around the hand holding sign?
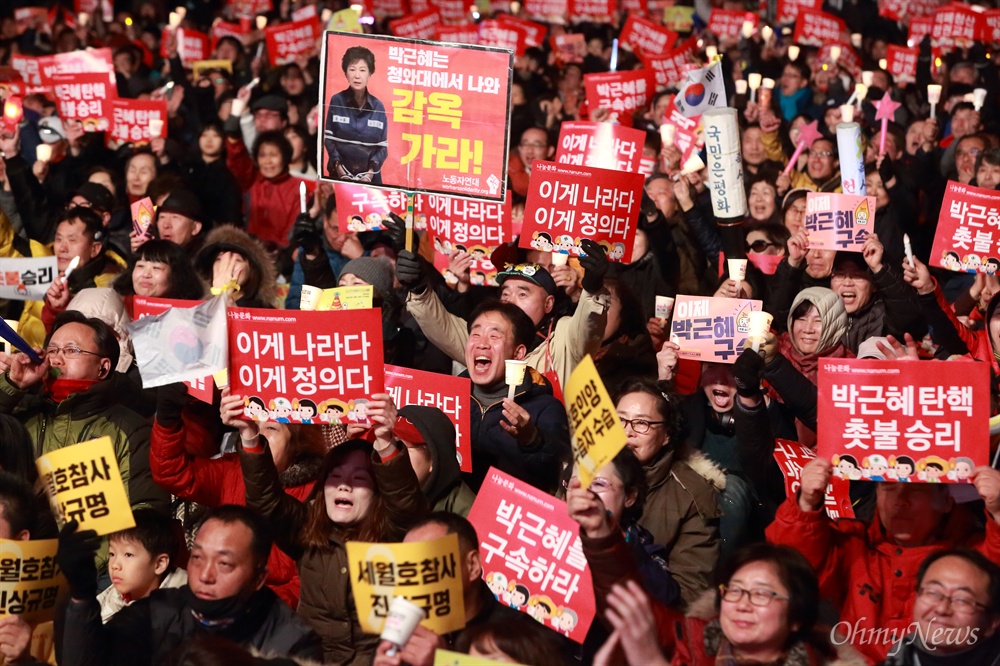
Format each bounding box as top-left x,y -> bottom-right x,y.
798,457 -> 834,512
55,521 -> 100,600
566,476 -> 614,539
972,467 -> 1000,521
221,388 -> 260,445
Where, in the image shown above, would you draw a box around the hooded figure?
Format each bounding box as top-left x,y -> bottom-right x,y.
779,286 -> 852,383
65,288 -> 135,374
397,405 -> 476,517
195,226 -> 277,309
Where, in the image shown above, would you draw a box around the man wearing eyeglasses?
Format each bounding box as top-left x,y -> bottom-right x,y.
508,127 -> 554,200
0,311 -> 168,570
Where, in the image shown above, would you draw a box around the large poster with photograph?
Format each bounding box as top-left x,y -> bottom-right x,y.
318,32 -> 513,201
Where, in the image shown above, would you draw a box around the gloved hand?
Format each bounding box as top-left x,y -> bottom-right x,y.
383,212 -> 407,253
293,213 -> 322,255
156,382 -> 189,428
396,250 -> 427,294
732,348 -> 765,398
56,521 -> 100,600
578,239 -> 609,293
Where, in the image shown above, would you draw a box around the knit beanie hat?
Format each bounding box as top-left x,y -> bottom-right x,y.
340,257 -> 394,302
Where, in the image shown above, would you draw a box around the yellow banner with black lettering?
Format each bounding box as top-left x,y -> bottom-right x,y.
0,539 -> 66,624
564,355 -> 627,488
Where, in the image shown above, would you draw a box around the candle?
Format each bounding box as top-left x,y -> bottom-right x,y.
735,79 -> 748,95
788,45 -> 800,62
862,71 -> 874,87
741,20 -> 754,39
927,84 -> 942,119
974,88 -> 988,111
660,123 -> 675,145
855,83 -> 868,110
759,78 -> 775,109
761,25 -> 773,43
551,252 -> 569,267
79,12 -> 89,26
748,72 -> 762,104
299,181 -> 307,214
829,45 -> 841,62
904,234 -> 915,269
168,11 -> 181,28
879,58 -> 888,70
255,15 -> 267,30
504,360 -> 528,401
840,104 -> 855,123
705,45 -> 718,62
851,33 -> 862,48
148,119 -> 164,138
35,144 -> 52,163
681,153 -> 705,175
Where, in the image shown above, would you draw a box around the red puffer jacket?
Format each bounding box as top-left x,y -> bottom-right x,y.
150,420 -> 322,608
766,496 -> 1000,663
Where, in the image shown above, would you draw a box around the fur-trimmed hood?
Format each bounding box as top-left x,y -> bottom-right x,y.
680,448 -> 727,492
195,225 -> 277,308
278,454 -> 323,489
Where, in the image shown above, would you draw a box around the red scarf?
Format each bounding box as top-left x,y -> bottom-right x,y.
46,378 -> 99,403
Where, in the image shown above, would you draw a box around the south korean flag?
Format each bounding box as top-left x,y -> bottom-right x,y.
675,60 -> 728,118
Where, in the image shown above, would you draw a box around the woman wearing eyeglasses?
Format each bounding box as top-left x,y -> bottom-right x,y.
613,378 -> 724,605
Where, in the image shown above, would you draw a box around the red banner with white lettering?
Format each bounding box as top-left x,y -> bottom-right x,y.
568,0 -> 613,23
773,439 -> 854,519
372,0 -> 406,16
265,18 -> 319,66
389,10 -> 442,39
930,181 -> 1000,274
467,467 -> 595,643
478,20 -> 528,56
792,10 -> 847,47
422,192 -> 512,286
885,45 -> 919,85
50,72 -> 115,132
523,0 -> 568,23
385,364 -> 472,473
817,359 -> 989,483
708,9 -> 756,39
879,0 -> 940,22
909,16 -> 934,47
228,0 -> 273,19
555,121 -> 646,173
497,16 -> 546,47
619,14 -> 677,57
176,28 -> 210,68
433,23 -> 480,44
776,0 -> 821,24
519,161 -> 643,262
642,35 -> 697,91
14,8 -> 48,35
210,20 -> 251,49
427,0 -> 466,23
130,296 -> 216,403
979,9 -> 1000,43
108,98 -> 168,147
551,33 -> 585,65
931,3 -> 979,49
583,69 -> 656,129
662,97 -> 702,164
37,49 -> 115,88
228,308 -> 385,425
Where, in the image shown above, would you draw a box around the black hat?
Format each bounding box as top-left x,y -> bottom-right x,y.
496,262 -> 557,296
158,190 -> 203,221
251,94 -> 287,113
74,182 -> 115,214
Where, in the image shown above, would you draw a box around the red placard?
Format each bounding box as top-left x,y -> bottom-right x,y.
568,0 -> 613,23
478,20 -> 528,56
265,18 -> 319,66
228,308 -> 385,424
776,0 -> 821,24
619,14 -> 677,57
228,0 -> 273,18
421,192 -> 512,286
433,23 -> 480,44
519,161 -> 643,262
931,3 -> 979,48
108,98 -> 168,147
909,16 -> 934,46
523,0 -> 568,23
980,10 -> 1000,43
496,17 -> 547,48
428,0 -> 467,23
817,359 -> 989,482
334,182 -> 411,233
885,45 -> 919,84
662,97 -> 702,164
373,0 -> 408,17
930,181 -> 1000,273
291,3 -> 318,21
555,121 -> 646,173
14,8 -> 48,35
818,42 -> 861,79
384,364 -> 472,473
792,10 -> 848,47
319,33 -> 512,201
176,28 -> 210,68
50,72 -> 115,132
669,295 -> 762,364
879,0 -> 940,21
551,33 -> 585,64
804,193 -> 876,251
210,20 -> 251,49
11,55 -> 42,88
467,467 -> 595,643
583,69 -> 656,128
130,296 -> 215,404
37,49 -> 115,88
642,35 -> 697,90
708,9 -> 756,39
772,439 -> 854,520
389,10 -> 442,40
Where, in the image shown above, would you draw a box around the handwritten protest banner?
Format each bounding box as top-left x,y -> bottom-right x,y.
388,10 -> 441,39
265,18 -> 319,66
930,181 -> 1000,273
108,98 -> 168,147
519,161 -> 643,263
565,356 -> 626,488
670,295 -> 762,364
792,9 -> 848,47
36,437 -> 135,535
708,9 -> 756,39
773,439 -> 854,520
618,14 -> 677,57
422,192 -> 512,286
0,257 -> 57,301
385,364 -> 472,472
885,45 -> 919,85
319,33 -> 512,201
555,121 -> 645,173
335,183 -> 410,232
50,72 -> 114,132
583,69 -> 656,128
817,359 -> 989,483
0,539 -> 66,624
468,468 -> 595,642
347,534 -> 465,635
804,192 -> 876,251
776,0 -> 821,24
228,308 -> 384,424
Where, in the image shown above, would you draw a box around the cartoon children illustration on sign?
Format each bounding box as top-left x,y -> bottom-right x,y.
269,397 -> 294,423
888,455 -> 915,482
507,582 -> 529,610
862,454 -> 890,482
295,399 -> 318,424
832,454 -> 863,480
486,572 -> 509,603
951,457 -> 975,483
917,456 -> 949,482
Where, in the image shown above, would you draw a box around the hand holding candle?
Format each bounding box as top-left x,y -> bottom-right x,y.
748,73 -> 762,103
728,259 -> 747,297
299,181 -> 307,214
928,84 -> 942,119
904,233 -> 915,269
748,311 -> 773,354
504,360 -> 528,401
759,78 -> 774,110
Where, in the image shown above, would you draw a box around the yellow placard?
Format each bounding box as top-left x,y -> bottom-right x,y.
0,539 -> 66,625
662,6 -> 695,32
318,285 -> 374,311
213,367 -> 229,389
564,355 -> 627,488
328,8 -> 363,34
347,533 -> 465,635
434,649 -> 526,665
35,437 -> 135,536
192,59 -> 234,78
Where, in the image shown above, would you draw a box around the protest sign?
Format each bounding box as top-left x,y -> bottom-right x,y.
434,650 -> 520,666
317,285 -> 374,311
14,8 -> 48,35
265,18 -> 319,66
931,3 -> 978,48
568,0 -> 613,23
11,55 -> 42,88
551,33 -> 585,64
347,534 -> 465,635
192,59 -> 234,78
519,161 -> 643,262
468,468 -> 595,643
36,437 -> 135,535
228,307 -> 384,424
879,0 -> 939,22
981,10 -> 1000,43
663,5 -> 696,33
497,16 -> 546,47
708,9 -> 756,39
909,16 -> 934,47
817,359 -> 989,482
804,192 -> 876,251
228,0 -> 272,18
335,183 -> 410,232
929,181 -> 1000,273
885,45 -> 919,85
0,539 -> 66,624
477,20 -> 528,56
776,0 -> 822,24
373,0 -> 408,17
291,2 -> 318,21
523,0 -> 568,23
554,121 -> 646,173
385,364 -> 472,473
564,356 -> 626,488
388,10 -> 441,40
642,36 -> 697,91
792,10 -> 848,47
818,42 -> 861,79
661,97 -> 702,164
174,28 -> 210,68
772,439 -> 854,520
582,69 -> 656,128
670,295 -> 762,364
619,15 -> 677,57
704,108 -> 747,218
108,98 -> 168,147
319,33 -> 512,201
675,60 -> 727,117
327,8 -> 364,33
424,0 -> 466,22
37,48 -> 115,88
210,20 -> 251,49
0,257 -> 57,301
432,24 -> 480,45
50,72 -> 114,132
422,192 -> 512,286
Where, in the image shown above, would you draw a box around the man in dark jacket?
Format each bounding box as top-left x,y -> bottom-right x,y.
55,505 -> 323,666
464,300 -> 570,493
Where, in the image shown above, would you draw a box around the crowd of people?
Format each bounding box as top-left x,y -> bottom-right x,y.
3,0 -> 1000,665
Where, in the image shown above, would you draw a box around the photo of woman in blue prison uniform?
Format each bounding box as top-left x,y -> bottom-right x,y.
324,45 -> 389,184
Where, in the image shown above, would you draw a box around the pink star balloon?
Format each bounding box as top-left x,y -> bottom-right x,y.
874,91 -> 902,156
783,121 -> 823,175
